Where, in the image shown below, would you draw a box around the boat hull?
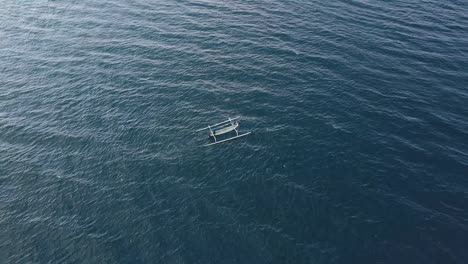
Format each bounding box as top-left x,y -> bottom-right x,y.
204,132 -> 251,146
210,123 -> 238,136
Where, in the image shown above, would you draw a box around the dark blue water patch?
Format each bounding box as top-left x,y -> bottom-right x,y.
1,0 -> 468,263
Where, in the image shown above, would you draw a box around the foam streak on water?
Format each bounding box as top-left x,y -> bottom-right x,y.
1,0 -> 468,263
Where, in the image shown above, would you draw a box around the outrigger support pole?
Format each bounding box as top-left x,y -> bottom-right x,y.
208,125 -> 217,142
227,117 -> 239,136
196,116 -> 241,132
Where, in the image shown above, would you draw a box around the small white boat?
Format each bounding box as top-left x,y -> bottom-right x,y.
196,116 -> 251,146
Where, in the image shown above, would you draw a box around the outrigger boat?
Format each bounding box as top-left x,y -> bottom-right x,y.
196,116 -> 251,146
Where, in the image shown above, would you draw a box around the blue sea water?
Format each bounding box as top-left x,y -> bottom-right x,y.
1,0 -> 468,263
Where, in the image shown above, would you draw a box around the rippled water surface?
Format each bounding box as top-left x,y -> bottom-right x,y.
1,0 -> 468,263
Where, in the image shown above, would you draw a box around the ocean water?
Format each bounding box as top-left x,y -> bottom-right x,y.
1,0 -> 468,263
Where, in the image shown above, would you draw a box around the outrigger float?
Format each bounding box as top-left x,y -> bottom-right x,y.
196,116 -> 251,146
